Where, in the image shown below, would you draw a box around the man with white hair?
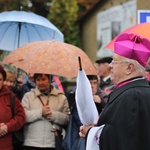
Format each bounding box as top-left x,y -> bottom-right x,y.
79,33 -> 150,150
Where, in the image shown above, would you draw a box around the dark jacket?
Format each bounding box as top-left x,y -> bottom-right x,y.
100,77 -> 114,90
97,79 -> 150,150
68,87 -> 108,150
13,79 -> 36,101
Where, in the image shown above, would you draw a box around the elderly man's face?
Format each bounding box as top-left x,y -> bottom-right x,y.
109,54 -> 129,85
97,63 -> 110,78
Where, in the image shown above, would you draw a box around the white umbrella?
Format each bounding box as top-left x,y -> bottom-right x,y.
75,57 -> 99,125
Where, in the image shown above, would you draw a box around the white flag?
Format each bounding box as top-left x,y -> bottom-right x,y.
86,124 -> 105,150
75,69 -> 99,125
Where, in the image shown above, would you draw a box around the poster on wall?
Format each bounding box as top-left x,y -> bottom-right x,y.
97,0 -> 137,58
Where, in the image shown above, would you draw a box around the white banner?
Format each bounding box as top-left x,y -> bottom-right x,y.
75,69 -> 99,125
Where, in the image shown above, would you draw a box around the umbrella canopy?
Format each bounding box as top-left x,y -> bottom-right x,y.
0,10 -> 64,51
105,22 -> 150,51
2,41 -> 97,78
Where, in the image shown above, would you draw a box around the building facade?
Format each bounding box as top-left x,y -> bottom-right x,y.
79,0 -> 150,62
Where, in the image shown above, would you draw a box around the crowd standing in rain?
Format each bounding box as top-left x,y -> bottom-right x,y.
1,66 -> 72,150
1,32 -> 150,150
1,5 -> 150,150
79,33 -> 150,150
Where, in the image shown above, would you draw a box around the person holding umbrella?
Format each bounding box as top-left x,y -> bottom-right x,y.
79,33 -> 150,150
21,73 -> 70,150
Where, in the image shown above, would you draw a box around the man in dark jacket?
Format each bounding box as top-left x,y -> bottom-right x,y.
79,33 -> 150,150
95,57 -> 115,93
14,73 -> 36,100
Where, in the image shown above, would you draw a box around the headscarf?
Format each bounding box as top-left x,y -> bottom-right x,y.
0,65 -> 7,80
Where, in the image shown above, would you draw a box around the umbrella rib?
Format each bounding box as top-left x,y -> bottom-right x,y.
38,25 -> 57,40
31,24 -> 53,40
0,22 -> 18,50
0,10 -> 64,51
24,23 -> 31,42
0,23 -> 9,40
18,22 -> 21,48
23,23 -> 42,42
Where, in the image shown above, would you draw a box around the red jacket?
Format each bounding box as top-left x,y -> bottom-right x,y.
0,86 -> 25,150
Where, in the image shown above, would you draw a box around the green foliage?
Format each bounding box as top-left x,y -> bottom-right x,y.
0,0 -> 52,18
0,0 -> 85,85
48,0 -> 81,47
28,0 -> 52,17
0,0 -> 29,11
0,0 -> 82,47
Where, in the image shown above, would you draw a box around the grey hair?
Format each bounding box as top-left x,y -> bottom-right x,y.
125,58 -> 145,74
134,61 -> 145,73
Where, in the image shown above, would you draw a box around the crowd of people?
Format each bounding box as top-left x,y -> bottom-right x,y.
1,32 -> 150,150
0,69 -> 70,150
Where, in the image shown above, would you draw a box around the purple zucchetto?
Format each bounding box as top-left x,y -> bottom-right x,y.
114,33 -> 150,67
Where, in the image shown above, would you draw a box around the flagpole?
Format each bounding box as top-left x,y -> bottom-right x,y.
78,56 -> 82,71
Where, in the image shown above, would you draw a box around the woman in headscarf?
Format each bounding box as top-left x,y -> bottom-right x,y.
0,65 -> 25,150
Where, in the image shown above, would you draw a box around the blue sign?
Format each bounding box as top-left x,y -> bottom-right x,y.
138,10 -> 150,23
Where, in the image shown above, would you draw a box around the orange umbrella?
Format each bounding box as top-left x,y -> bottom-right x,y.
2,41 -> 97,78
105,22 -> 150,51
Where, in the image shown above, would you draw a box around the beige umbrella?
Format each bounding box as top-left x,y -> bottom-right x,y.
2,40 -> 97,78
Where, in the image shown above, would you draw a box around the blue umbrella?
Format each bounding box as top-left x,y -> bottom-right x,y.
0,10 -> 64,51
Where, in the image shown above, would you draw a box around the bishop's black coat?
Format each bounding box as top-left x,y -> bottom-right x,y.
97,79 -> 150,150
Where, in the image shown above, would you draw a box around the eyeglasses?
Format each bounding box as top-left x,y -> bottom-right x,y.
111,60 -> 129,65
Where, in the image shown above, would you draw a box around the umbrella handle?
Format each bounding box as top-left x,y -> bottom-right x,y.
78,57 -> 82,70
